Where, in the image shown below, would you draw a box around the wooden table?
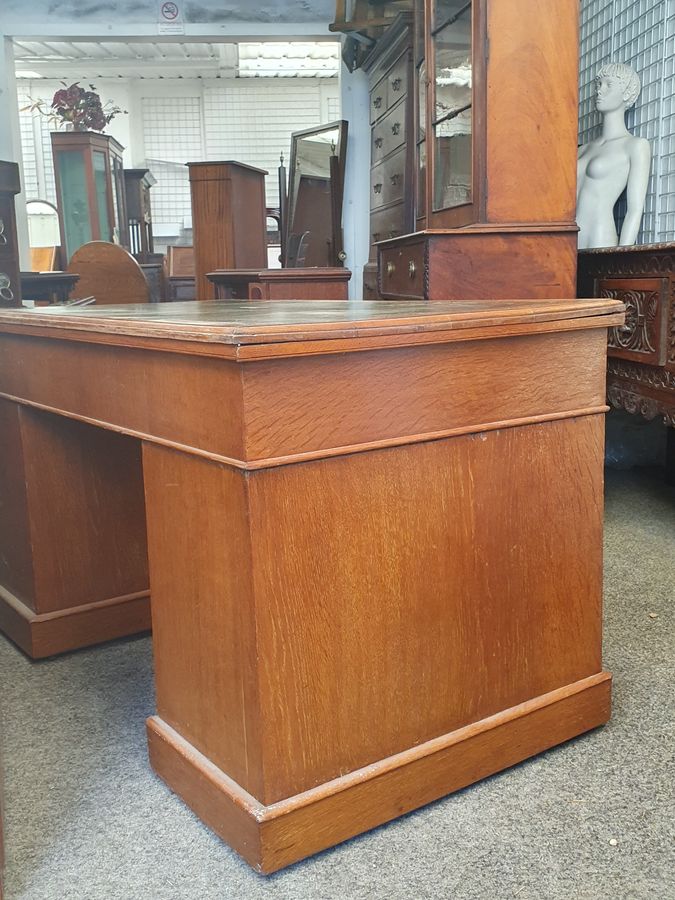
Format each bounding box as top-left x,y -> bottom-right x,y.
207,267 -> 351,301
20,272 -> 81,304
0,297 -> 623,872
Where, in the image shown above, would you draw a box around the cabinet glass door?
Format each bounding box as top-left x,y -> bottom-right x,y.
93,151 -> 113,241
431,0 -> 472,212
56,150 -> 92,260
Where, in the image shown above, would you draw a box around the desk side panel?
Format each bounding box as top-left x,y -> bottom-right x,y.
249,415 -> 605,803
0,400 -> 36,607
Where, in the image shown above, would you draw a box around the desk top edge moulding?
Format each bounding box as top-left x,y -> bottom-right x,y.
365,0 -> 579,301
0,294 -> 623,870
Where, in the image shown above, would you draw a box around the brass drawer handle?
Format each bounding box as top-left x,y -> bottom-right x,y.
391,122 -> 401,135
390,173 -> 401,186
408,260 -> 417,279
373,183 -> 383,194
386,261 -> 396,277
373,96 -> 383,109
374,136 -> 383,149
391,77 -> 402,92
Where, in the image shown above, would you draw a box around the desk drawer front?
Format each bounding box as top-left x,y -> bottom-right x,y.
601,277 -> 670,367
386,54 -> 409,109
370,204 -> 406,247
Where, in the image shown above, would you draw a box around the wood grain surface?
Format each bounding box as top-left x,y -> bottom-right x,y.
67,241 -> 150,305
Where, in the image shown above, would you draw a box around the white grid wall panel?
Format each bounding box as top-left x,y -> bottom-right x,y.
579,0 -> 672,243
661,8 -> 675,238
203,78 -> 339,208
17,85 -> 40,201
142,96 -> 204,228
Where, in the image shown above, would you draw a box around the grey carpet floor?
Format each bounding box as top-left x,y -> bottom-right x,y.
0,467 -> 673,900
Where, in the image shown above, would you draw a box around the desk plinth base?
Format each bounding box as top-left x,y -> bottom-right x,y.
0,583 -> 151,658
147,672 -> 611,874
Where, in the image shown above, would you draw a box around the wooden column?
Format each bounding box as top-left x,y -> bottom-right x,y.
188,161 -> 268,300
0,161 -> 22,308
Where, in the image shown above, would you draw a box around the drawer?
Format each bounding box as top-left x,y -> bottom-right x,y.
371,100 -> 407,164
370,75 -> 387,124
386,53 -> 409,110
602,276 -> 670,367
378,239 -> 426,300
371,148 -> 406,210
370,203 -> 406,246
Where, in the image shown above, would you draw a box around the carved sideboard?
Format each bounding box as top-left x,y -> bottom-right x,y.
0,161 -> 22,308
578,244 -> 675,437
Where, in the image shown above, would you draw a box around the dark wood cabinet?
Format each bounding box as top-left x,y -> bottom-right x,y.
187,161 -> 268,300
362,13 -> 415,299
51,131 -> 129,263
578,243 -> 675,429
124,168 -> 156,262
373,0 -> 579,301
0,161 -> 22,308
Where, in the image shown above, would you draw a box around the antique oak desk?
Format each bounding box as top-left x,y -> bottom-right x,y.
0,298 -> 622,872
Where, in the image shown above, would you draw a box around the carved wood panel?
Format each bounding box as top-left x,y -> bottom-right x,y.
600,277 -> 669,366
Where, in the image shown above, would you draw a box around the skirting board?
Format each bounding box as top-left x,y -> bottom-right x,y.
147,671 -> 612,873
0,583 -> 151,658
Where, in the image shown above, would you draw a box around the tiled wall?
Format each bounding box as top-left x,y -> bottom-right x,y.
579,0 -> 674,243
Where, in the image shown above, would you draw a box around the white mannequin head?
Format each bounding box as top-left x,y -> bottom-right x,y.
595,63 -> 641,113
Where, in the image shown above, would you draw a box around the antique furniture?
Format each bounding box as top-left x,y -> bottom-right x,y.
124,168 -> 156,262
207,267 -> 351,300
67,241 -> 150,305
140,261 -> 166,304
29,246 -> 58,272
0,161 -> 22,308
372,0 -> 578,301
165,245 -> 196,302
362,13 -> 415,298
284,122 -> 348,268
187,161 -> 267,299
0,295 -> 622,869
578,243 -> 675,468
27,199 -> 61,270
51,131 -> 129,263
20,271 -> 80,304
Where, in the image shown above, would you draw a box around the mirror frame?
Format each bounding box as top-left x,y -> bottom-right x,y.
283,119 -> 348,268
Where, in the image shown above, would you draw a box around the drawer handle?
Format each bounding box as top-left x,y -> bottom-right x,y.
390,173 -> 401,186
0,219 -> 6,245
373,96 -> 383,109
618,325 -> 632,333
408,260 -> 417,279
374,136 -> 383,148
391,77 -> 402,92
386,261 -> 396,277
373,183 -> 383,194
391,122 -> 401,135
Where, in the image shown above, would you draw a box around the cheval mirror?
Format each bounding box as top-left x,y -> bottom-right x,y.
283,120 -> 348,268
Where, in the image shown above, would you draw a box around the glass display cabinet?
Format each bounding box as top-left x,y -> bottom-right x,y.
376,0 -> 580,301
51,131 -> 129,263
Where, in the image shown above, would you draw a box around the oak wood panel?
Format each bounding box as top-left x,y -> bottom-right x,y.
143,442 -> 264,798
486,0 -> 579,224
148,674 -> 611,873
0,335 -> 246,462
0,400 -> 35,605
240,329 -> 609,463
248,415 -> 605,801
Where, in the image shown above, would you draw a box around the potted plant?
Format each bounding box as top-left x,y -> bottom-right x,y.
23,82 -> 126,132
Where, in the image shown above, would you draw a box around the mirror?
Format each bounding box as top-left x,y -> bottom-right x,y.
26,200 -> 61,271
283,120 -> 348,268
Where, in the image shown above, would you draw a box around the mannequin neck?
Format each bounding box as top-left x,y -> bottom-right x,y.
601,106 -> 630,141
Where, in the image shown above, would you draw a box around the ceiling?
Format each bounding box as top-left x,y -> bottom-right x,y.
13,40 -> 341,80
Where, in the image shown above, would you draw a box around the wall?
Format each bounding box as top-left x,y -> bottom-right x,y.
18,75 -> 339,252
579,0 -> 675,243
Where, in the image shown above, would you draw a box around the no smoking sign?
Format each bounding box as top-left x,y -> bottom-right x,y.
158,0 -> 185,33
